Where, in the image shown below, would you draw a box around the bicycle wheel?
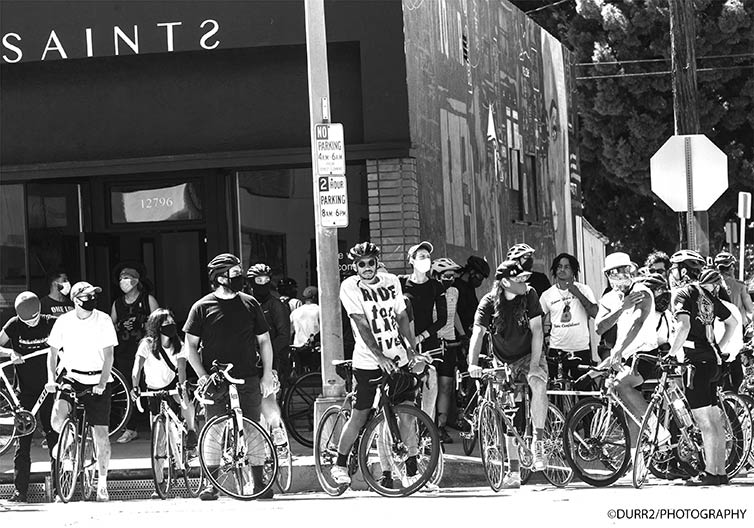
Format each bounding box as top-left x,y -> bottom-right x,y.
0,391 -> 16,456
108,368 -> 133,438
182,427 -> 204,498
737,393 -> 754,469
478,401 -> 506,492
460,393 -> 478,456
199,414 -> 277,500
633,399 -> 663,488
543,403 -> 573,487
80,425 -> 98,501
359,404 -> 440,497
428,446 -> 444,487
274,421 -> 293,493
721,392 -> 752,478
314,405 -> 350,496
282,371 -> 320,448
55,419 -> 80,503
563,397 -> 630,487
151,414 -> 172,499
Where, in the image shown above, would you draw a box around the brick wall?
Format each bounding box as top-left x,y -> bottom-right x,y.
367,158 -> 420,274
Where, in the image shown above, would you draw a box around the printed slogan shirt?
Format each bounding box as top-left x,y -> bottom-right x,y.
340,272 -> 408,370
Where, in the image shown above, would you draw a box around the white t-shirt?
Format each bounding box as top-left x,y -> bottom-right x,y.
290,303 -> 321,347
48,309 -> 119,385
340,273 -> 408,370
598,283 -> 656,359
540,282 -> 595,351
715,300 -> 743,359
136,338 -> 186,389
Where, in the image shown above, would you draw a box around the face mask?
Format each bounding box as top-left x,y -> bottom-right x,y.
159,324 -> 177,338
520,256 -> 534,272
414,259 -> 431,274
57,281 -> 71,296
252,284 -> 271,299
120,278 -> 137,294
469,276 -> 483,288
23,314 -> 40,327
226,275 -> 245,293
79,298 -> 97,312
608,274 -> 632,292
654,292 -> 670,312
441,279 -> 455,289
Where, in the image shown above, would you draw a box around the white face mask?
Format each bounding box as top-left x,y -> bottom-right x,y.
120,278 -> 137,293
414,259 -> 432,274
58,281 -> 71,296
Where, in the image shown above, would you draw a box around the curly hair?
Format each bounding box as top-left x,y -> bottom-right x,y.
140,308 -> 182,360
549,253 -> 580,279
491,281 -> 530,334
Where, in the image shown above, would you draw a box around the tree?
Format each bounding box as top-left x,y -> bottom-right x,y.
513,0 -> 754,259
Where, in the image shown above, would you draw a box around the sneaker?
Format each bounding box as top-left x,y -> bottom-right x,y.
501,472 -> 521,489
685,472 -> 721,486
185,430 -> 198,450
40,438 -> 48,449
438,427 -> 453,444
271,427 -> 287,446
532,440 -> 547,472
330,465 -> 351,486
96,487 -> 109,502
8,491 -> 28,502
448,418 -> 471,433
150,491 -> 161,500
255,486 -> 275,500
718,473 -> 730,486
116,429 -> 138,444
421,481 -> 440,493
199,486 -> 219,501
379,474 -> 394,489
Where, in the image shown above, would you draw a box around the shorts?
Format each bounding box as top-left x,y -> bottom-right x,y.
204,376 -> 262,422
632,349 -> 660,383
507,353 -> 549,384
436,340 -> 462,378
147,378 -> 181,416
353,368 -> 416,411
57,379 -> 112,427
685,361 -> 720,410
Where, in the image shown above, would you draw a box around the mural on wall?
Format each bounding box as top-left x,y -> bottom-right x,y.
403,0 -> 579,273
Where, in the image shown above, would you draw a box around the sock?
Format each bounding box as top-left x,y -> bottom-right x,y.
534,428 -> 545,442
505,435 -> 519,471
98,475 -> 107,489
509,459 -> 520,472
336,453 -> 348,467
405,455 -> 417,476
382,470 -> 392,480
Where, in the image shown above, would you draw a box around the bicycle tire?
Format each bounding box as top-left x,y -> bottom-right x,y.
737,392 -> 754,469
108,368 -> 133,439
633,398 -> 661,488
151,414 -> 172,499
199,414 -> 278,500
182,427 -> 204,498
429,446 -> 445,487
282,371 -> 320,448
461,430 -> 477,456
562,397 -> 630,487
54,418 -> 80,503
313,405 -> 350,496
478,401 -> 506,492
0,390 -> 16,456
274,421 -> 293,493
460,391 -> 478,456
542,403 -> 573,488
80,425 -> 98,501
358,404 -> 440,497
721,391 -> 752,478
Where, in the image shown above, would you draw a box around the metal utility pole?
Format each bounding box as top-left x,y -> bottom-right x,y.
669,0 -> 709,255
304,0 -> 346,421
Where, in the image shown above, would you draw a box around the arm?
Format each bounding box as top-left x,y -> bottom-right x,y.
132,355 -> 146,392
570,284 -> 598,318
349,313 -> 398,372
667,314 -> 691,359
184,333 -> 207,380
271,302 -> 291,355
595,292 -> 642,335
46,346 -> 60,391
257,332 -> 275,396
396,309 -> 417,360
421,289 -> 448,341
467,324 -> 487,376
717,314 -> 738,354
148,295 -> 160,314
529,315 -> 544,367
111,303 -> 118,325
95,345 -> 114,394
610,292 -> 652,361
0,331 -> 15,358
454,312 -> 466,338
740,287 -> 754,322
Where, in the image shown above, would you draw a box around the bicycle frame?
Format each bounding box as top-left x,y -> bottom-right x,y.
0,349 -> 61,419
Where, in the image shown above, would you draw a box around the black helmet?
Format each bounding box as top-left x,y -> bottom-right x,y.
466,255 -> 491,278
348,242 -> 380,261
635,272 -> 667,290
207,253 -> 241,281
246,263 -> 272,278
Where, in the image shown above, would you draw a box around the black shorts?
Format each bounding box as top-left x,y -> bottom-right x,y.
147,378 -> 181,416
57,379 -> 112,427
634,349 -> 660,382
685,361 -> 720,410
436,340 -> 462,378
353,367 -> 416,410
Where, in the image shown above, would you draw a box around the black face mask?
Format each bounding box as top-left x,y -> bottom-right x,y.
79,298 -> 97,312
252,284 -> 271,300
520,256 -> 534,272
655,292 -> 671,312
159,324 -> 177,338
225,275 -> 245,293
441,279 -> 455,289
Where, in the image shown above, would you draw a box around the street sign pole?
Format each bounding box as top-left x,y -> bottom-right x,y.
684,136 -> 696,250
304,0 -> 345,421
739,192 -> 752,281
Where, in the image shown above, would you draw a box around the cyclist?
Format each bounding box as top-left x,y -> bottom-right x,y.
46,282 -> 118,502
429,257 -> 465,443
667,266 -> 738,486
331,242 -> 419,488
455,255 -> 491,337
278,277 -> 303,313
0,292 -> 58,502
506,243 -> 551,296
183,253 -> 275,501
290,286 -> 321,371
468,260 -> 547,489
40,269 -> 74,318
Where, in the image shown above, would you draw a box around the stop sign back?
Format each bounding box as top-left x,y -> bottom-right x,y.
650,134 -> 728,212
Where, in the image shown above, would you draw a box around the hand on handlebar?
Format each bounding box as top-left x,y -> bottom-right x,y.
376,355 -> 398,374
45,382 -> 58,393
130,387 -> 140,401
9,352 -> 25,365
468,364 -> 482,379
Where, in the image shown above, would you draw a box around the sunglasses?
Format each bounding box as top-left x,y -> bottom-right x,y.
648,267 -> 666,274
253,276 -> 271,285
440,273 -> 456,281
606,267 -> 632,277
357,258 -> 377,269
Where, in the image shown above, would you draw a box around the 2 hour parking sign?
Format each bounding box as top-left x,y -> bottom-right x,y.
317,175 -> 349,228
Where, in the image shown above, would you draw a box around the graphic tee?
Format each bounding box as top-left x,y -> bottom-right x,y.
673,284 -> 731,362
540,282 -> 595,351
40,296 -> 74,318
340,273 -> 407,370
474,288 -> 543,362
2,315 -> 56,390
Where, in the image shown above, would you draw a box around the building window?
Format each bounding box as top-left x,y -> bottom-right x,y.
0,184 -> 27,324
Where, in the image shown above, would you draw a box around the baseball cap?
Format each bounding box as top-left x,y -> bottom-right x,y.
70,281 -> 102,300
302,286 -> 318,300
495,260 -> 531,281
14,291 -> 41,321
603,252 -> 632,273
407,241 -> 434,259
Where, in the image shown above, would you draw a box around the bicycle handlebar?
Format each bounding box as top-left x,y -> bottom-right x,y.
135,388 -> 186,414
211,362 -> 245,385
0,347 -> 50,370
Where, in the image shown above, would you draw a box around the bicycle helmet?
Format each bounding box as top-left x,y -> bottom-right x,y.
465,255 -> 491,278
506,243 -> 535,260
430,257 -> 462,276
698,268 -> 723,286
207,253 -> 241,281
246,263 -> 272,278
348,242 -> 380,261
714,251 -> 736,268
669,249 -> 705,268
635,272 -> 667,290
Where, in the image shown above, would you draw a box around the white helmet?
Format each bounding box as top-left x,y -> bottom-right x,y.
506,243 -> 535,260
430,258 -> 462,276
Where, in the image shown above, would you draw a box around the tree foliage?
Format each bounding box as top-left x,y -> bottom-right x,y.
512,0 -> 754,260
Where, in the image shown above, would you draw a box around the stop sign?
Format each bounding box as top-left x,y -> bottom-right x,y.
650,134 -> 728,212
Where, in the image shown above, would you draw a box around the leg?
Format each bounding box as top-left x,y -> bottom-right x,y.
92,426 -> 111,483
691,406 -> 726,476
436,376 -> 453,428
614,368 -> 649,447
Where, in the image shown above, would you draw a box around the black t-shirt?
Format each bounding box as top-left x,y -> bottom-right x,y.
2,315 -> 56,391
399,275 -> 447,350
474,288 -> 543,362
40,295 -> 74,318
673,285 -> 731,362
183,292 -> 270,378
527,271 -> 551,297
454,278 -> 479,336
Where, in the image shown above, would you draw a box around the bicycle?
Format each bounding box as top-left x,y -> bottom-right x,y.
314,359 -> 441,497
52,385 -> 98,503
135,386 -> 204,499
458,362 -> 572,490
259,406 -> 293,494
546,349 -> 595,416
456,352 -> 494,456
195,361 -> 278,500
0,349 -> 133,456
282,335 -> 321,448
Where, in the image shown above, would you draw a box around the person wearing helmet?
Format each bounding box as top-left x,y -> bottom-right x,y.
506,243 -> 551,296
632,272 -> 674,380
454,255 -> 490,338
668,249 -> 706,289
715,252 -> 753,328
429,257 -> 465,443
332,242 -> 419,488
0,292 -> 58,502
468,260 -> 547,488
278,277 -> 302,313
667,265 -> 739,486
183,253 -> 275,500
539,253 -> 599,381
